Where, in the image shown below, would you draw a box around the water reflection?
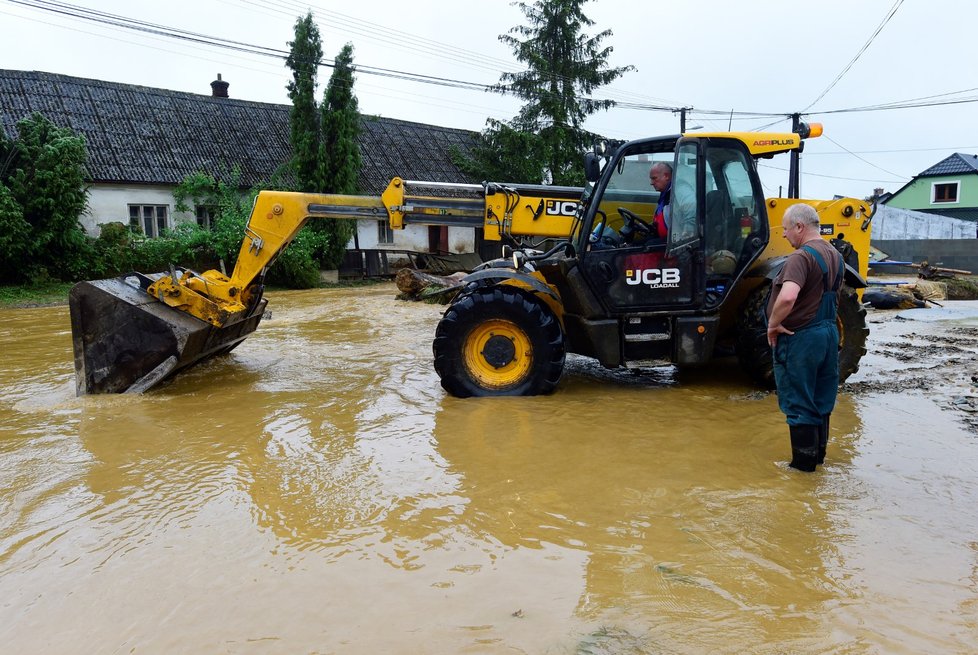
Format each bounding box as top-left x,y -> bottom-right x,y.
433,390 -> 865,652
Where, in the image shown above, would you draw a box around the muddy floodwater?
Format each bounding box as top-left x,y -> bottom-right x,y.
2,284 -> 977,654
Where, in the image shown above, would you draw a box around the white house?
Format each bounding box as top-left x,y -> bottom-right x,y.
0,69 -> 485,263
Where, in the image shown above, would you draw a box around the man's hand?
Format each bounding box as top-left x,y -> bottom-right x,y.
767,280 -> 801,348
767,323 -> 794,348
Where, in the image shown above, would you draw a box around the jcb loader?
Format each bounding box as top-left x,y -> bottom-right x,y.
69,123 -> 872,396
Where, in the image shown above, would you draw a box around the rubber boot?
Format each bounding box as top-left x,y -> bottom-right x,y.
817,414 -> 830,465
788,424 -> 819,472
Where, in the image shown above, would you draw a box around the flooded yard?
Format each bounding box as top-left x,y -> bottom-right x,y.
1,284 -> 976,653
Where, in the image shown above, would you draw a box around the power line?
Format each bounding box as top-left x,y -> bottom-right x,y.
806,145 -> 978,155
822,134 -> 908,179
802,0 -> 904,111
757,162 -> 904,185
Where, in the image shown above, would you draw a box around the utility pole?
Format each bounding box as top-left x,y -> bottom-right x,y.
676,107 -> 692,133
787,113 -> 801,198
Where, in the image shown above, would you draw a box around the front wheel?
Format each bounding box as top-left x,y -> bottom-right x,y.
735,282 -> 868,388
433,286 -> 565,398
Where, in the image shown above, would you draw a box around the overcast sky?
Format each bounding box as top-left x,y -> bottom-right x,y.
3,0 -> 975,201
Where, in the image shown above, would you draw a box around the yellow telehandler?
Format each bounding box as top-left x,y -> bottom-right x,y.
69,123 -> 873,396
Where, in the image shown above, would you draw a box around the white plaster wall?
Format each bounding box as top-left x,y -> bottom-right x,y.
83,184 -> 193,236
873,205 -> 977,239
84,185 -> 478,252
353,220 -> 475,253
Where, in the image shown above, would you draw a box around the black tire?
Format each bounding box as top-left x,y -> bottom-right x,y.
735,282 -> 868,388
433,286 -> 565,398
836,285 -> 869,380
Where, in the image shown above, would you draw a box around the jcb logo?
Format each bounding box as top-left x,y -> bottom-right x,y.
625,268 -> 681,289
545,200 -> 578,216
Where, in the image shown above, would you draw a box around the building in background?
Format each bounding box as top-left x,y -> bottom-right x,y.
883,153 -> 978,226
0,69 -> 483,260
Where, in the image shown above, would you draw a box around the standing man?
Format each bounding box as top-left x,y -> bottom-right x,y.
648,162 -> 673,239
766,203 -> 844,472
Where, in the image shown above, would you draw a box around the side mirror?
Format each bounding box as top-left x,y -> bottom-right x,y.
584,152 -> 602,183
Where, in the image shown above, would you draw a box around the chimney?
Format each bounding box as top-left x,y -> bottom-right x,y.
210,73 -> 229,98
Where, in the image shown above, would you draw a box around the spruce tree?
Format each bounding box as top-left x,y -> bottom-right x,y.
463,0 -> 633,186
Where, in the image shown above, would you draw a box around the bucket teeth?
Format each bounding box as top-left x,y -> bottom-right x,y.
68,273 -> 265,395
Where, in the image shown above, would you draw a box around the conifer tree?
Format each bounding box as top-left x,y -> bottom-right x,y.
461,0 -> 633,186
284,15 -> 362,271
318,43 -> 362,268
285,12 -> 325,194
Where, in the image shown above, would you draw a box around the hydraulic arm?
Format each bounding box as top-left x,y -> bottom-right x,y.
68,177 -> 585,394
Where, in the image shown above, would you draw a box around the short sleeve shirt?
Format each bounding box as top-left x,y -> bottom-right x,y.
766,239 -> 842,331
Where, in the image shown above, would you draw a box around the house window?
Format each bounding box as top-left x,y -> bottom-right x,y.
129,205 -> 169,237
377,220 -> 394,245
196,205 -> 215,230
932,182 -> 959,204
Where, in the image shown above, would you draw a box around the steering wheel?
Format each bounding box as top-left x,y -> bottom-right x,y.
618,207 -> 654,241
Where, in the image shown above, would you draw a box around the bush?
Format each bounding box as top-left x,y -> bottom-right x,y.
0,113 -> 90,284
264,228 -> 326,289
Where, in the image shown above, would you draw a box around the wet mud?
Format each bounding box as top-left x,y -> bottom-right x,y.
1,285 -> 976,654
843,305 -> 978,432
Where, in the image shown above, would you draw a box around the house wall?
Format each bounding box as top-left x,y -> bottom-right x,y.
886,174 -> 978,211
87,185 -> 477,255
84,184 -> 193,236
353,221 -> 475,253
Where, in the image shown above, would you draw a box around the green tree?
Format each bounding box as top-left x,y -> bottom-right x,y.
285,15 -> 363,272
171,169 -> 321,288
463,0 -> 633,186
318,42 -> 361,269
0,113 -> 90,283
286,12 -> 325,194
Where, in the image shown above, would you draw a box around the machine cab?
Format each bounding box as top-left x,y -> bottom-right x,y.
577,136 -> 769,314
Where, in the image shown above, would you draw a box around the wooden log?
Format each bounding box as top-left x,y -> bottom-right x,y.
395,268 -> 466,300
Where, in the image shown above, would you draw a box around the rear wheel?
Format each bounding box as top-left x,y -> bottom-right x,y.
433,286 -> 565,398
735,282 -> 868,388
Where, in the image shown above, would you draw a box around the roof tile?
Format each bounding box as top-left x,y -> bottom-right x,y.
0,69 -> 477,193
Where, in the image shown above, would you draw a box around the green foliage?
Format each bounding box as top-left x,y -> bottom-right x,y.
0,112 -> 91,283
172,168 -> 253,267
0,281 -> 75,308
286,12 -> 325,194
461,0 -> 634,186
285,18 -> 363,272
321,43 -> 361,196
453,119 -> 548,184
171,170 -> 321,289
317,42 -> 361,269
264,229 -> 323,289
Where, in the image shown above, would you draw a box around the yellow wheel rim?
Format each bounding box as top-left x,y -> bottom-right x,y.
462,319 -> 533,390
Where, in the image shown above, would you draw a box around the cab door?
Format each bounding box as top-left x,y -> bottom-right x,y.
578,138 -> 705,314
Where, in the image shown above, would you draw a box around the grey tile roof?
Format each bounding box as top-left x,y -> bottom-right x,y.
918,152 -> 978,177
0,69 -> 478,194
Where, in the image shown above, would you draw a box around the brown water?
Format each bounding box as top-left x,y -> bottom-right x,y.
1,284 -> 976,654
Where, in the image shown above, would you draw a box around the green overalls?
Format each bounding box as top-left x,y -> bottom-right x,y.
773,245 -> 845,427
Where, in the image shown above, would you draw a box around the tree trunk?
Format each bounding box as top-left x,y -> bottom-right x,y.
395,268 -> 466,302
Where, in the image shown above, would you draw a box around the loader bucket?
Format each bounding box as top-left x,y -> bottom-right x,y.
68,273 -> 267,395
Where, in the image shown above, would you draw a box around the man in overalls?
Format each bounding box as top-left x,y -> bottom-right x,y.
765,203 -> 845,472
